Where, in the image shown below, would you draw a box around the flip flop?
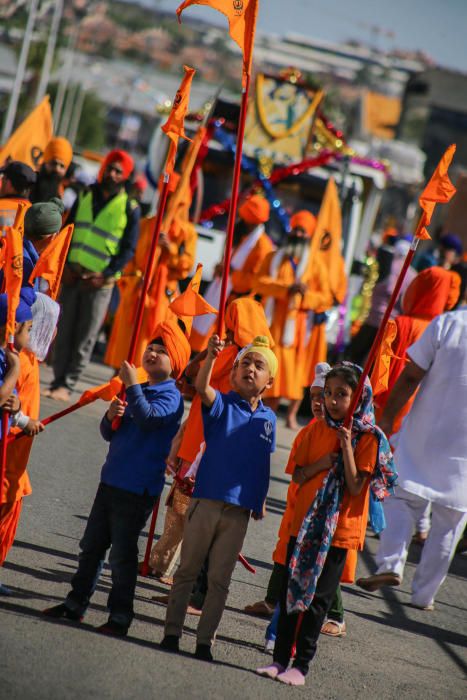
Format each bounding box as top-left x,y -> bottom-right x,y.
243,600 -> 275,617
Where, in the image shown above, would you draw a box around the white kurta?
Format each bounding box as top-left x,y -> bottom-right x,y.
392,308 -> 467,512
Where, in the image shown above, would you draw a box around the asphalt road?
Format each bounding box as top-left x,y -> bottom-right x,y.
0,362 -> 466,699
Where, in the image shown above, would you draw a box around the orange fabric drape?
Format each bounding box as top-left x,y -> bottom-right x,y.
374,267 -> 461,432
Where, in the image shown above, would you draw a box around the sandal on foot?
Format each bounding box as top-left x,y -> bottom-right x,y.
244,600 -> 275,617
321,619 -> 346,637
356,572 -> 401,592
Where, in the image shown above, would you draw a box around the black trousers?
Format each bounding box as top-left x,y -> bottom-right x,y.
273,538 -> 347,675
65,483 -> 155,628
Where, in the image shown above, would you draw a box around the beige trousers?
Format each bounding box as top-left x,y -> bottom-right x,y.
164,498 -> 250,646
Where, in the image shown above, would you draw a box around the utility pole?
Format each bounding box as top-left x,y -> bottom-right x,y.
67,83 -> 86,145
35,0 -> 64,104
1,0 -> 40,142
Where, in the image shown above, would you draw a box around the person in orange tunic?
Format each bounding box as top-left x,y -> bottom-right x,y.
257,364 -> 389,686
255,210 -> 332,429
190,194 -> 274,352
0,292 -> 58,594
374,267 -> 461,434
147,297 -> 274,580
104,212 -> 197,369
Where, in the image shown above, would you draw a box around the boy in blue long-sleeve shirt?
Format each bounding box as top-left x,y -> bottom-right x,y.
44,321 -> 190,636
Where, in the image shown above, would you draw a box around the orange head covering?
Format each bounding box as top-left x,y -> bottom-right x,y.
238,194 -> 270,225
98,149 -> 134,182
225,297 -> 274,348
402,267 -> 461,319
151,320 -> 191,379
290,210 -> 317,238
43,137 -> 73,169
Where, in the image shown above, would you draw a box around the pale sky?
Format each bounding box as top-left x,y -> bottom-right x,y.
151,0 -> 467,73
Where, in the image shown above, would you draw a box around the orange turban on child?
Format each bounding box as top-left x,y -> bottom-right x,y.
290,210 -> 317,238
152,320 -> 191,379
225,297 -> 274,348
98,149 -> 135,182
43,137 -> 73,169
238,194 -> 270,225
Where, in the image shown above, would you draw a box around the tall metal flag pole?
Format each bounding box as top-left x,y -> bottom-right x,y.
1,0 -> 40,142
216,73 -> 251,335
35,0 -> 64,104
176,0 -> 259,336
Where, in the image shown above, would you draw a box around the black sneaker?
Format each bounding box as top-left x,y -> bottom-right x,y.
42,603 -> 83,622
96,620 -> 128,637
194,644 -> 214,662
159,635 -> 180,652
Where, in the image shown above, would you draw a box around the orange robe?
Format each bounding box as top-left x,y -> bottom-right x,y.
177,345 -> 238,464
272,418 -> 357,582
189,232 -> 274,352
105,216 -> 197,368
255,251 -> 332,400
304,255 -> 347,385
374,267 -> 461,433
1,349 -> 38,565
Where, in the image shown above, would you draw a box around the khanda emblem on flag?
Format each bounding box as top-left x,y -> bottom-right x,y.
320,230 -> 332,251
11,254 -> 23,271
233,0 -> 244,15
173,91 -> 183,108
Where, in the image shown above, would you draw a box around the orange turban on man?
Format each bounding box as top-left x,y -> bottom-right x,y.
225,297 -> 274,348
290,210 -> 317,238
98,149 -> 135,182
43,137 -> 73,169
238,194 -> 270,225
152,320 -> 191,379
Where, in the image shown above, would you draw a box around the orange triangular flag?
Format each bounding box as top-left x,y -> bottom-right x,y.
3,227 -> 23,342
177,0 -> 258,87
308,177 -> 346,299
0,96 -> 53,169
161,66 -> 195,175
169,264 -> 218,336
371,320 -> 398,396
418,144 -> 457,232
29,224 -> 74,300
77,367 -> 148,406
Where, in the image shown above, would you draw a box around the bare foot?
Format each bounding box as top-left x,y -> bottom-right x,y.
48,387 -> 71,402
286,418 -> 300,431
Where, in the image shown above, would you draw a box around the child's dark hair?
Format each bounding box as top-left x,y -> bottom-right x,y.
148,336 -> 164,347
325,365 -> 360,391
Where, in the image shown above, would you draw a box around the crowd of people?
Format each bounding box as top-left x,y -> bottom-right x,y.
0,139 -> 466,687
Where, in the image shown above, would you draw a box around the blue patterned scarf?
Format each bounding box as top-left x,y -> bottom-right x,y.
287,364 -> 397,614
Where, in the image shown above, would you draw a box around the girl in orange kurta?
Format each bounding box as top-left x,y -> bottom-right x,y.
147,297 -> 274,578
257,364 -> 393,686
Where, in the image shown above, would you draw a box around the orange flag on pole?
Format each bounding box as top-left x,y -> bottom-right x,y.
3,227 -> 23,342
177,0 -> 258,87
169,264 -> 218,335
29,225 -> 74,300
370,319 -> 398,396
417,144 -> 457,239
0,96 -> 53,169
161,66 -> 195,175
308,177 -> 346,300
78,367 -> 148,407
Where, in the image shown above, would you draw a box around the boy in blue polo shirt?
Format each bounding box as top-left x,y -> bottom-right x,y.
44,321 -> 189,636
161,334 -> 277,661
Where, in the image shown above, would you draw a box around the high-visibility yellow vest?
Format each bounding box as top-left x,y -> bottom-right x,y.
68,190 -> 128,272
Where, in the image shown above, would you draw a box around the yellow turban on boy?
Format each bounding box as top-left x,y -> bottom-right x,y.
235,335 -> 278,378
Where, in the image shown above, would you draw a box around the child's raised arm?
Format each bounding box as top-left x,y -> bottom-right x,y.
195,335 -> 224,408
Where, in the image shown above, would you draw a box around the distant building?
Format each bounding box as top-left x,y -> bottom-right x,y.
397,67 -> 467,176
